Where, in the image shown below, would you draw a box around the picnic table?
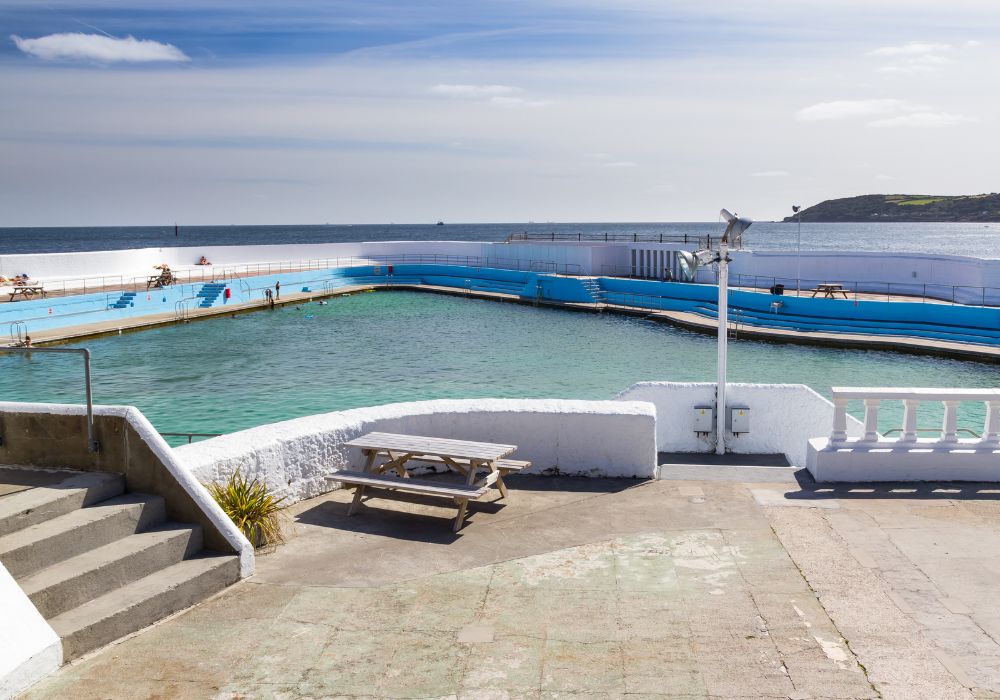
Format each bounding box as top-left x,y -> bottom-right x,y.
146,273 -> 176,289
810,283 -> 850,299
328,431 -> 529,531
7,286 -> 45,302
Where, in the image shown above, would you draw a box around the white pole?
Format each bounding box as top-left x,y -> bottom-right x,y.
796,211 -> 802,296
716,242 -> 729,455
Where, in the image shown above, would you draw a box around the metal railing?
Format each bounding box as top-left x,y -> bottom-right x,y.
722,273 -> 1000,307
598,267 -> 1000,307
159,432 -> 222,444
0,346 -> 99,452
506,231 -> 722,247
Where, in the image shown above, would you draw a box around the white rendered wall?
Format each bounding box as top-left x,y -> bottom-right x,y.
0,562 -> 61,700
725,249 -> 1000,302
176,398 -> 658,503
613,382 -> 864,466
807,437 -> 1000,482
4,242 -> 999,296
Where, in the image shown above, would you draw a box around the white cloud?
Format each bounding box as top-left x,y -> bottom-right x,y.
868,112 -> 976,128
796,99 -> 906,121
750,170 -> 789,177
429,84 -> 519,98
11,33 -> 189,63
870,39 -> 982,73
489,95 -> 549,107
868,41 -> 951,57
874,174 -> 894,180
604,161 -> 638,168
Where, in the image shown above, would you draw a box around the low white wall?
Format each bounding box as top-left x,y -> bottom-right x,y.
0,563 -> 61,700
807,437 -> 1000,482
0,241 -> 486,283
723,249 -> 1000,302
613,382 -> 864,466
176,398 -> 658,502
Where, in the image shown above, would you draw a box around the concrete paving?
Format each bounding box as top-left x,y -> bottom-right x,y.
21,474 -> 1000,699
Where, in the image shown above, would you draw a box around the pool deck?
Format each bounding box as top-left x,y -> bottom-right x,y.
8,280 -> 998,363
22,469 -> 1000,699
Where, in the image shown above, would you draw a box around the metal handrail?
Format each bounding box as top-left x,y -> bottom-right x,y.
0,346 -> 99,452
882,427 -> 982,438
159,432 -> 223,444
506,231 -> 722,247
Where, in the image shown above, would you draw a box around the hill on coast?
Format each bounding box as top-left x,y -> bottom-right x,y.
783,194 -> 1000,223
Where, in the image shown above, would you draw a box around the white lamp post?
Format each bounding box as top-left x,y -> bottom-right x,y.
676,210 -> 752,455
792,205 -> 801,296
715,238 -> 730,455
716,209 -> 752,455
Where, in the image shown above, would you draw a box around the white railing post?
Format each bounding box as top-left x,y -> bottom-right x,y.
863,398 -> 880,442
831,397 -> 849,443
983,401 -> 1000,446
941,401 -> 960,443
901,399 -> 920,442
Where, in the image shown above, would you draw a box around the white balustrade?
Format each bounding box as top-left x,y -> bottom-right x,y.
829,387 -> 1000,448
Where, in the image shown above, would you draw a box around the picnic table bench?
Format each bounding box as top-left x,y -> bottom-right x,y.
147,274 -> 176,289
810,283 -> 850,299
7,286 -> 45,302
328,432 -> 528,531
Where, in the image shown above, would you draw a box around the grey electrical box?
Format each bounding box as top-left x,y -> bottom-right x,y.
728,406 -> 750,434
693,405 -> 714,433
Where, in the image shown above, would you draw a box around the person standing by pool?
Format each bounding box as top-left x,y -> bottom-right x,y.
275,280 -> 280,300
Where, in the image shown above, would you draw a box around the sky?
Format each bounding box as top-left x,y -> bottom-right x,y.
1,0 -> 998,226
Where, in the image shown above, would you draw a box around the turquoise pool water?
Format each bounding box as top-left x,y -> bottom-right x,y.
0,291 -> 994,445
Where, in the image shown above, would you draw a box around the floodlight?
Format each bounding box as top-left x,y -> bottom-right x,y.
720,208 -> 753,247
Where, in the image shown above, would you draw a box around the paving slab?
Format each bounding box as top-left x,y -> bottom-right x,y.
21,475 -> 1000,699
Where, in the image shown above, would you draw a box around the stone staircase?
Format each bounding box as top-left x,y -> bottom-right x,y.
0,466 -> 240,661
109,291 -> 137,309
195,282 -> 227,308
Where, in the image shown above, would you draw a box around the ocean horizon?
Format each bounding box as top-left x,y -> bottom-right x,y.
2,221 -> 999,257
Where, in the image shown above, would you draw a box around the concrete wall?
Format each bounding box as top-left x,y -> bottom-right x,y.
722,250 -> 1000,305
176,398 -> 659,503
807,437 -> 1000,482
0,402 -> 254,577
0,563 -> 61,700
613,382 -> 864,466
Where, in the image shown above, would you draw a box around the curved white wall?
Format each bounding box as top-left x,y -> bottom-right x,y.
176,398 -> 658,502
614,382 -> 864,466
0,562 -> 61,700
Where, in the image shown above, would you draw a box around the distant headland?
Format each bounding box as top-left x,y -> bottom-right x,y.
783,194 -> 1000,223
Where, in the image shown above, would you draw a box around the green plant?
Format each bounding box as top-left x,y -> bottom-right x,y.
207,469 -> 287,549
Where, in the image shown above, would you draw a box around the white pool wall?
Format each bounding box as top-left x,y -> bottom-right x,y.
614,382 -> 864,466
176,398 -> 658,503
5,241 -> 997,303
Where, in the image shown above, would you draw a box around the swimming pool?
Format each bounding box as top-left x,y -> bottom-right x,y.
0,291 -> 993,445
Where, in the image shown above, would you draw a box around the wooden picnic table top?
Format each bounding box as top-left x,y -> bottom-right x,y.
817,283 -> 845,289
344,431 -> 517,462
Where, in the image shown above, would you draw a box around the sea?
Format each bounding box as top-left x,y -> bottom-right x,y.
1,222 -> 999,257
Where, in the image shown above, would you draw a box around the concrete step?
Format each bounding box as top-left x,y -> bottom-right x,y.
20,524 -> 203,619
0,494 -> 165,579
51,553 -> 241,661
0,470 -> 124,538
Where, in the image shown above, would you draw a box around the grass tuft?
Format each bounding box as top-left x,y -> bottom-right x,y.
207,469 -> 287,549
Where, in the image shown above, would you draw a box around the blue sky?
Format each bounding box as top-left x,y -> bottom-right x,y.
1,1 -> 998,225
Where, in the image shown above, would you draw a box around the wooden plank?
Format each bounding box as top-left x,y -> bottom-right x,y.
412,456 -> 531,472
344,432 -> 517,461
328,471 -> 488,499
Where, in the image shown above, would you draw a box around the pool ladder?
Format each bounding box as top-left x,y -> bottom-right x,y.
8,320 -> 26,346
